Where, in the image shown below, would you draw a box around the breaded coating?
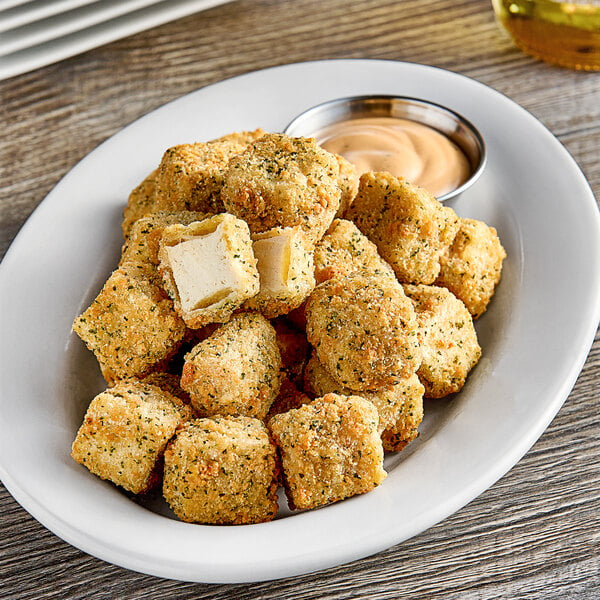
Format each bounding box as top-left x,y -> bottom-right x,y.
273,317 -> 310,386
181,313 -> 282,419
403,284 -> 481,398
334,154 -> 359,218
163,417 -> 279,524
303,351 -> 423,449
269,393 -> 386,510
122,169 -> 159,238
244,226 -> 316,318
436,217 -> 506,318
158,213 -> 259,329
265,377 -> 311,423
314,218 -> 396,284
155,140 -> 247,214
72,263 -> 186,384
119,211 -> 207,268
305,274 -> 421,391
221,133 -> 341,246
140,372 -> 191,404
71,381 -> 193,493
210,128 -> 266,145
346,172 -> 460,284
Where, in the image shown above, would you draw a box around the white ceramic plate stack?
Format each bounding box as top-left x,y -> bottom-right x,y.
0,0 -> 233,80
1,60 -> 599,582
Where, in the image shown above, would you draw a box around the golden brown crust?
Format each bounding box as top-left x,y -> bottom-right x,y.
303,351 -> 424,445
155,140 -> 247,214
210,128 -> 266,145
180,312 -> 282,419
305,274 -> 421,391
72,262 -> 186,385
162,416 -> 279,524
221,133 -> 341,246
122,169 -> 159,238
403,284 -> 481,398
436,218 -> 506,318
314,218 -> 396,284
334,154 -> 359,218
71,381 -> 193,494
268,393 -> 386,510
346,172 -> 460,284
265,377 -> 311,423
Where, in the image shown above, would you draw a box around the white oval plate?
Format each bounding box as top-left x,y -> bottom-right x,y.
1,60 -> 599,583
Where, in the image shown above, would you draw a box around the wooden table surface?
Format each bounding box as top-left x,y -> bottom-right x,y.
1,0 -> 599,598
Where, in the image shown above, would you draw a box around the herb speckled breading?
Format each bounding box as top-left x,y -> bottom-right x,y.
122,169 -> 159,238
158,213 -> 259,329
72,262 -> 186,385
347,172 -> 460,284
265,377 -> 311,423
435,217 -> 506,318
305,274 -> 421,391
71,381 -> 194,494
314,218 -> 396,284
181,312 -> 282,419
221,133 -> 341,246
334,154 -> 359,218
162,416 -> 279,524
403,284 -> 481,398
268,393 -> 386,511
303,351 -> 423,450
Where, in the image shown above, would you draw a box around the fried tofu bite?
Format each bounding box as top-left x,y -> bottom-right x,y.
122,169 -> 159,239
181,312 -> 282,419
303,351 -> 424,450
139,371 -> 191,404
221,133 -> 341,246
314,218 -> 396,284
243,226 -> 315,318
71,381 -> 194,493
436,218 -> 506,318
72,263 -> 186,384
403,284 -> 481,398
120,211 -> 207,268
346,172 -> 460,284
158,213 -> 259,329
163,417 -> 279,524
155,140 -> 247,215
269,393 -> 386,510
334,154 -> 359,218
305,274 -> 421,392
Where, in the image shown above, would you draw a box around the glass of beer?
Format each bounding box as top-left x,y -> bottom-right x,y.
492,0 -> 600,70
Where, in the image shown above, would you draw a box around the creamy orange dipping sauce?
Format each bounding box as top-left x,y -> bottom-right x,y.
315,117 -> 471,197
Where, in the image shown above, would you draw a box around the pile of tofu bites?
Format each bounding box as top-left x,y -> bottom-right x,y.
71,129 -> 506,525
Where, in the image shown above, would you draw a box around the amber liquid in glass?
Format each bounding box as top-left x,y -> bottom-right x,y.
493,0 -> 600,70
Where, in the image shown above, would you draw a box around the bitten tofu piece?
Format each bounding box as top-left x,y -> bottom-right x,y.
181,312 -> 282,419
71,381 -> 194,493
72,263 -> 186,384
244,226 -> 315,318
221,133 -> 341,246
436,217 -> 506,318
119,211 -> 207,268
403,284 -> 481,398
158,213 -> 259,329
154,140 -> 248,215
303,351 -> 424,450
163,417 -> 279,524
122,169 -> 159,238
314,218 -> 396,284
268,393 -> 386,510
346,172 -> 460,284
306,274 -> 421,391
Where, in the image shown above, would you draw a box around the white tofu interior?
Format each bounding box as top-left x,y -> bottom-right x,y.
253,233 -> 292,294
166,226 -> 241,312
